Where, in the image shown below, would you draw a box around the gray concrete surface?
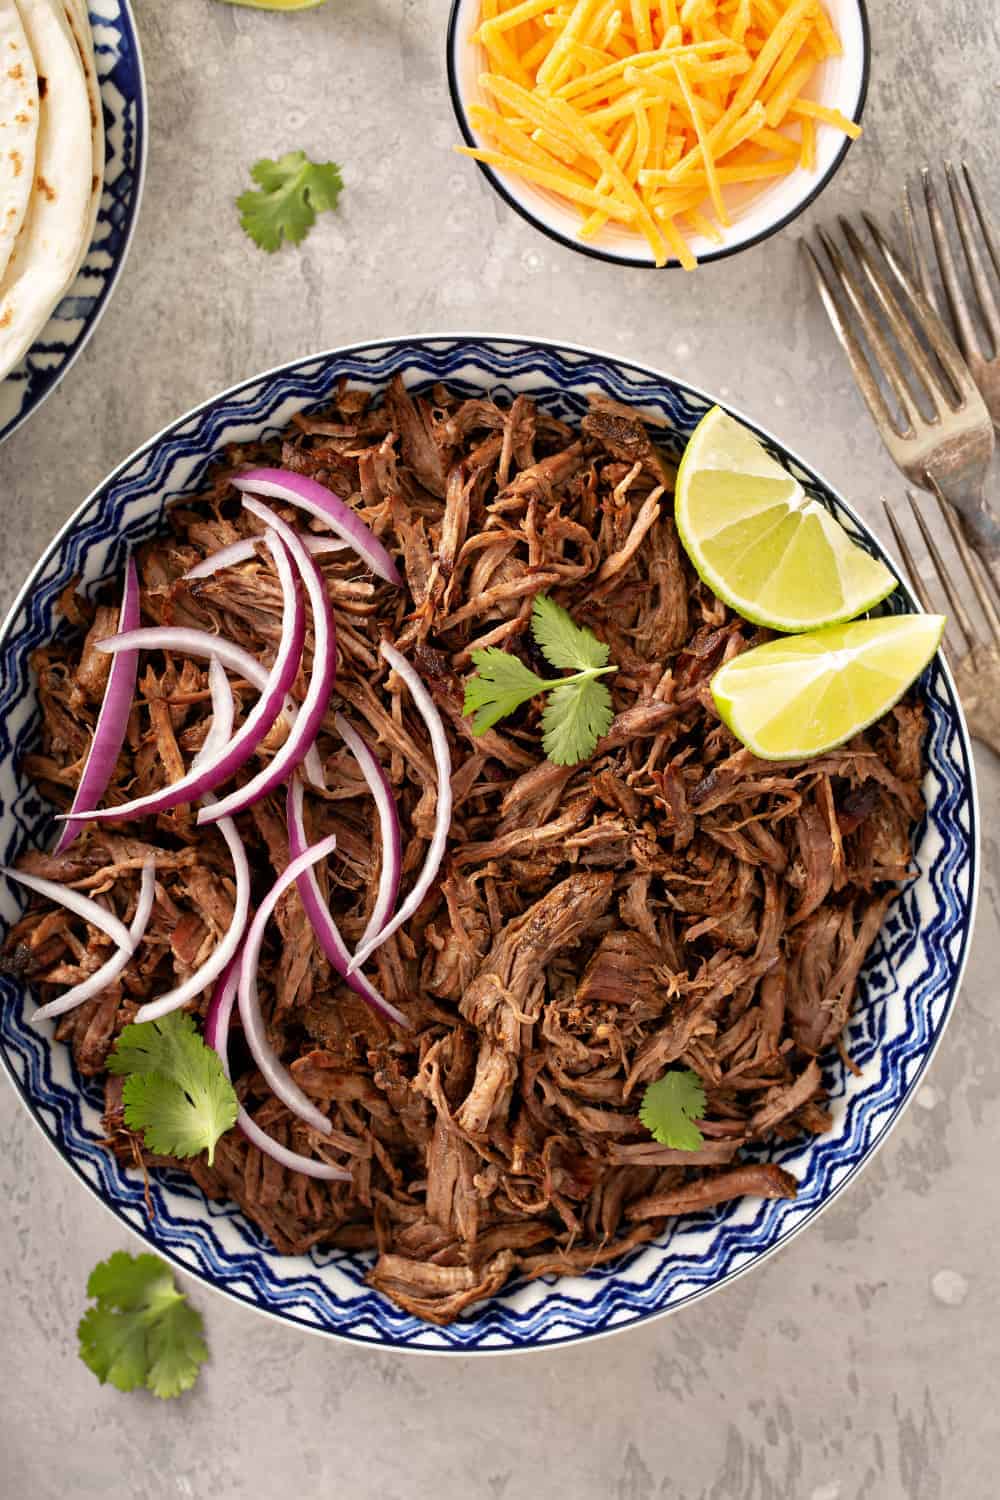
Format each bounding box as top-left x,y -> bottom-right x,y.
2,1 -> 999,1496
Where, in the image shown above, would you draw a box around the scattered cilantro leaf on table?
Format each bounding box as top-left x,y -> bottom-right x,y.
78,1251 -> 208,1399
463,594 -> 616,764
237,150 -> 344,251
639,1069 -> 707,1151
107,1011 -> 238,1165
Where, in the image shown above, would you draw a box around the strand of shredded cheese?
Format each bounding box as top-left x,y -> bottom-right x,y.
788,97 -> 863,138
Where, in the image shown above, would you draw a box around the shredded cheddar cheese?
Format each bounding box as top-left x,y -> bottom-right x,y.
458,0 -> 858,267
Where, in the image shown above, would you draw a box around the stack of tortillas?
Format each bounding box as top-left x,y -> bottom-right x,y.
0,0 -> 102,382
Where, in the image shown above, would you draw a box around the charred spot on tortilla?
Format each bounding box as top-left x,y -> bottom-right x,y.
13,110 -> 27,124
36,174 -> 55,202
0,308 -> 13,329
7,63 -> 23,82
38,74 -> 47,99
8,150 -> 21,177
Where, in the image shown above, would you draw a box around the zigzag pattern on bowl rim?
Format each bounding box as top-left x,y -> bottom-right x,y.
0,0 -> 147,445
0,337 -> 978,1352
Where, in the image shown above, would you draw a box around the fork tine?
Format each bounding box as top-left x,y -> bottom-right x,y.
905,490 -> 976,650
928,476 -> 1000,646
800,237 -> 900,437
816,224 -> 925,432
903,180 -> 942,317
842,215 -> 964,419
946,162 -> 1000,352
962,160 -> 1000,284
861,213 -> 982,405
881,499 -> 936,614
922,166 -> 983,363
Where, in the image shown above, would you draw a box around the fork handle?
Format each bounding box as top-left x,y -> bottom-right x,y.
933,480 -> 1000,589
955,503 -> 1000,587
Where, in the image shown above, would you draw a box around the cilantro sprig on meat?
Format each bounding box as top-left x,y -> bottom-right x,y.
107,1011 -> 238,1165
463,594 -> 617,765
639,1069 -> 707,1151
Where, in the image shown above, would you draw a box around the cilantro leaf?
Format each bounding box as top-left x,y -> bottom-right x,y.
107,1012 -> 238,1165
78,1302 -> 151,1392
78,1251 -> 208,1399
462,648 -> 549,734
540,676 -> 615,765
639,1069 -> 707,1151
532,592 -> 610,672
237,150 -> 344,252
462,594 -> 617,764
86,1250 -> 179,1309
121,1072 -> 237,1164
145,1299 -> 209,1399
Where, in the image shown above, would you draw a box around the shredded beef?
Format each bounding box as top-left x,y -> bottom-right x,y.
6,380 -> 927,1324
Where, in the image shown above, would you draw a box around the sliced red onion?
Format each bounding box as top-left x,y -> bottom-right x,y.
205,957 -> 349,1182
31,862 -> 156,1026
94,626 -> 325,790
101,626 -> 269,685
347,643 -> 452,975
184,532 -> 347,582
238,835 -> 339,1136
3,865 -> 134,951
333,712 -> 401,950
63,533 -> 304,824
232,467 -> 403,587
191,655 -> 235,773
54,557 -> 141,855
133,661 -> 251,1024
198,500 -> 337,825
286,777 -> 408,1030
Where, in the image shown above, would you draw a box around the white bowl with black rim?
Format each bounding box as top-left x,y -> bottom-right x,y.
446,0 -> 870,269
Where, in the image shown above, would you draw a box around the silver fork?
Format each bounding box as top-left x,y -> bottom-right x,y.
882,488 -> 1000,755
904,162 -> 1000,428
802,216 -> 1000,584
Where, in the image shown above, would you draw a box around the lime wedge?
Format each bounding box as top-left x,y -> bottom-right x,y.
711,614 -> 945,760
219,0 -> 326,9
675,406 -> 896,632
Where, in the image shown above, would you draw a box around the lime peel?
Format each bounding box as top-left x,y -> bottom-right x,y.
218,0 -> 327,10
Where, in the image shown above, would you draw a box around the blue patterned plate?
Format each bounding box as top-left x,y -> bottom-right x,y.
0,0 -> 146,445
0,337 -> 979,1353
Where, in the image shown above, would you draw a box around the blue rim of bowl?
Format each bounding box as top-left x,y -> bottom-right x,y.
0,0 -> 149,445
0,333 -> 978,1354
445,0 -> 871,269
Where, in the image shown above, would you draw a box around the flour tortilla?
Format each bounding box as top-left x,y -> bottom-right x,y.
0,0 -> 39,284
61,0 -> 102,273
0,0 -> 91,381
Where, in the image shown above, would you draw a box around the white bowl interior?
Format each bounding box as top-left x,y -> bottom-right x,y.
450,0 -> 867,265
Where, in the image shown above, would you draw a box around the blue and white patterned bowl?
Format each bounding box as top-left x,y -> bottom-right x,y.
0,336 -> 978,1353
0,0 -> 146,445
